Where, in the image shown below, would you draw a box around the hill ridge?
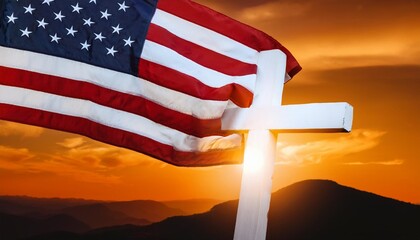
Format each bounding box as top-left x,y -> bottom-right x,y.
6,179 -> 420,240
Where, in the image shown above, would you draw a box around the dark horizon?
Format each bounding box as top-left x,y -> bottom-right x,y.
2,179 -> 419,240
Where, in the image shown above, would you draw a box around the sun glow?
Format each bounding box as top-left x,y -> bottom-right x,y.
242,130 -> 276,176
243,145 -> 265,175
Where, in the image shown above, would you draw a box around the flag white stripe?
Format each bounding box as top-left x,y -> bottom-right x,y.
0,46 -> 227,119
152,9 -> 258,65
0,85 -> 242,152
141,40 -> 256,92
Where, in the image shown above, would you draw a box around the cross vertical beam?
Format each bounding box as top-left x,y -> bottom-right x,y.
233,50 -> 286,240
228,50 -> 353,240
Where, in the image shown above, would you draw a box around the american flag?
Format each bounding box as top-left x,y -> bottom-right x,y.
0,0 -> 300,166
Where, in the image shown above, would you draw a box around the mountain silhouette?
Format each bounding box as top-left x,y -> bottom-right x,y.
0,196 -> 188,228
59,203 -> 151,229
25,179 -> 420,240
0,212 -> 90,240
266,179 -> 420,239
163,199 -> 223,215
0,196 -> 100,216
58,200 -> 187,228
102,200 -> 185,223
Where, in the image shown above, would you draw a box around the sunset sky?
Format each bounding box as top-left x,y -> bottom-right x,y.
1,0 -> 419,204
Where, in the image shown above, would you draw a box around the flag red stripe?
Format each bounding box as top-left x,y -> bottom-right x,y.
146,23 -> 257,76
157,0 -> 301,78
0,103 -> 244,166
138,60 -> 254,107
157,0 -> 275,51
0,66 -> 223,137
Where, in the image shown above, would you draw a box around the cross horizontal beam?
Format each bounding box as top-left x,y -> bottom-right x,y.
222,102 -> 353,132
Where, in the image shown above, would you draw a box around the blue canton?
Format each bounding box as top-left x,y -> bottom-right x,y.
0,0 -> 157,76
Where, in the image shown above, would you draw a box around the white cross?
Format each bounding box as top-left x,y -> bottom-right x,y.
221,50 -> 353,240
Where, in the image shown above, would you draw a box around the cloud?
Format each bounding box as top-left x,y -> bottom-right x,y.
57,137 -> 86,148
315,64 -> 420,82
343,159 -> 405,166
197,0 -> 277,10
290,40 -> 420,71
0,149 -> 122,184
53,138 -> 150,170
41,140 -> 155,183
0,145 -> 34,167
198,0 -> 420,35
238,2 -> 309,22
0,137 -> 154,184
197,0 -> 420,73
0,121 -> 44,138
276,129 -> 386,165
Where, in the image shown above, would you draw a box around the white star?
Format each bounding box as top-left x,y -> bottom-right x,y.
7,13 -> 18,23
106,46 -> 118,56
54,11 -> 65,21
37,18 -> 49,28
89,0 -> 96,4
123,36 -> 134,47
100,9 -> 111,20
42,0 -> 55,6
20,27 -> 32,37
112,24 -> 123,34
50,33 -> 61,43
24,4 -> 35,14
94,32 -> 106,41
66,26 -> 78,36
83,18 -> 95,26
71,3 -> 83,13
80,40 -> 91,51
118,1 -> 130,12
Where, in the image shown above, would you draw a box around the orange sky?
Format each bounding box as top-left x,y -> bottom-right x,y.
1,0 -> 419,203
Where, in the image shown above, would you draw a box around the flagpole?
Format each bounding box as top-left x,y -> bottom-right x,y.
233,50 -> 286,240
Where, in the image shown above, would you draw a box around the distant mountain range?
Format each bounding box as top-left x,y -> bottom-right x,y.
0,195 -> 218,239
1,180 -> 419,240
